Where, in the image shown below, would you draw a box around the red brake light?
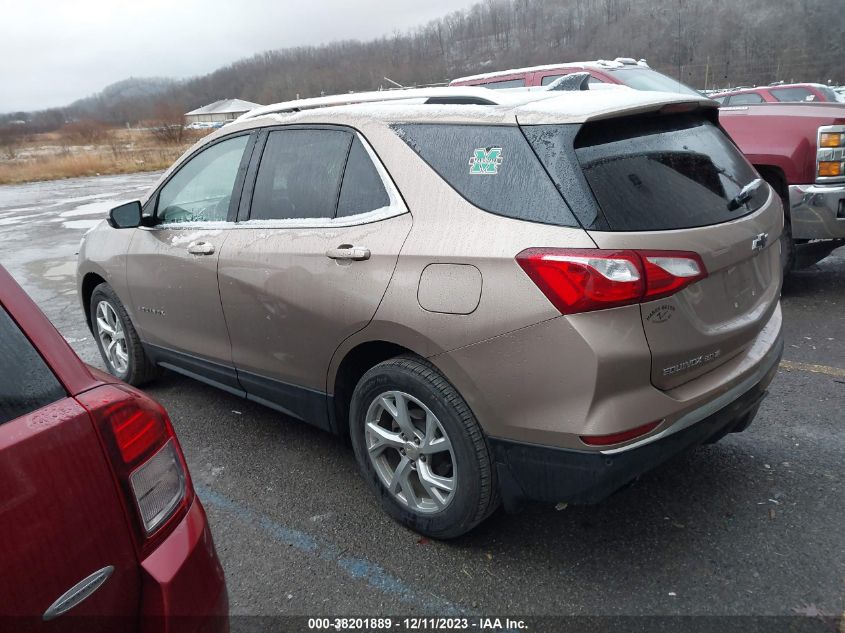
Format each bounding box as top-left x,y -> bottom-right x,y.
516,248 -> 707,314
516,248 -> 644,314
580,419 -> 662,446
76,385 -> 192,554
108,402 -> 168,464
639,250 -> 707,301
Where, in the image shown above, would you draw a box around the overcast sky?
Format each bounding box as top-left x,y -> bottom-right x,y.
0,0 -> 477,113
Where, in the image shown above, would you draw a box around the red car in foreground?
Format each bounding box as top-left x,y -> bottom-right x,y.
0,264 -> 227,632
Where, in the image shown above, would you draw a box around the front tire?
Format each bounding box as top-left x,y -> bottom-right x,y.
349,355 -> 498,539
90,283 -> 160,385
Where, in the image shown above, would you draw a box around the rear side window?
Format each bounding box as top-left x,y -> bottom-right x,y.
541,74 -> 604,86
728,92 -> 765,104
394,124 -> 577,227
770,87 -> 815,102
251,129 -> 351,220
0,306 -> 65,425
570,113 -> 764,231
337,137 -> 391,217
479,78 -> 525,89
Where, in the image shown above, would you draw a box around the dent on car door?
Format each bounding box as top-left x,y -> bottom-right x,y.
218,128 -> 412,428
126,133 -> 254,384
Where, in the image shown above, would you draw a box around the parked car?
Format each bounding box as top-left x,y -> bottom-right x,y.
711,83 -> 841,105
78,86 -> 784,538
718,102 -> 845,269
0,264 -> 227,630
449,57 -> 702,96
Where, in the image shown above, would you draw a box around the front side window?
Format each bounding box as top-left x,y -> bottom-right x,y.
157,135 -> 250,224
337,137 -> 391,218
394,124 -> 577,227
770,87 -> 815,102
0,306 -> 65,425
728,92 -> 765,105
250,129 -> 351,221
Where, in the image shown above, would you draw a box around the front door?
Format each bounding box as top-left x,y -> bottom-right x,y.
218,128 -> 412,427
126,133 -> 253,389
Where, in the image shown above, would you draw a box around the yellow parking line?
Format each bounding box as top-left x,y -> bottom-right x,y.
779,359 -> 845,379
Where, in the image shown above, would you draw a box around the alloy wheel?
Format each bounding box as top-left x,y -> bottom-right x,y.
364,390 -> 457,514
95,300 -> 129,374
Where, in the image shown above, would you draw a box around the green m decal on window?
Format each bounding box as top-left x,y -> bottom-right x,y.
468,147 -> 503,175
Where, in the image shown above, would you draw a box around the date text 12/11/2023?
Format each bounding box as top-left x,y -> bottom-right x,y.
307,617 -> 528,631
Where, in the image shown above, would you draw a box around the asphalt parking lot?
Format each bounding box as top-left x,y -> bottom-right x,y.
0,172 -> 843,627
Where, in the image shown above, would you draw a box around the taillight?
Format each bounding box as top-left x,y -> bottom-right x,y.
76,385 -> 192,555
639,250 -> 707,301
516,248 -> 707,314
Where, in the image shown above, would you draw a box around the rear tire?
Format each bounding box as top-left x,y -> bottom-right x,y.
90,283 -> 160,386
349,355 -> 498,539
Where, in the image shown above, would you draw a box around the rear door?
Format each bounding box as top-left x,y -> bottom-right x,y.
0,304 -> 140,631
218,127 -> 411,426
525,111 -> 782,390
573,112 -> 782,389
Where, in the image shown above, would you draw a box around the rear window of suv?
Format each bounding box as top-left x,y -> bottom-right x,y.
0,306 -> 65,424
534,113 -> 765,232
394,124 -> 578,227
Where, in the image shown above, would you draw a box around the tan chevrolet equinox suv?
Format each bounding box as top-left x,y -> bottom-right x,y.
78,86 -> 784,538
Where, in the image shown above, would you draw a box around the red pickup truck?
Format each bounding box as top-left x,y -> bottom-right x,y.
719,103 -> 845,269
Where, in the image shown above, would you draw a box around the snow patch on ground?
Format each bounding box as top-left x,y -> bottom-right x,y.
63,219 -> 103,230
60,201 -> 117,218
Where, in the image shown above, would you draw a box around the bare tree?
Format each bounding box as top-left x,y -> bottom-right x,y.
149,102 -> 186,145
62,119 -> 109,145
0,125 -> 25,160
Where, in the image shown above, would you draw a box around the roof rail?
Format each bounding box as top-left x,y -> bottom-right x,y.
237,87 -> 507,121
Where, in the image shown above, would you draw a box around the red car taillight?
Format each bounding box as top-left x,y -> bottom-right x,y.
516,248 -> 707,314
76,385 -> 193,556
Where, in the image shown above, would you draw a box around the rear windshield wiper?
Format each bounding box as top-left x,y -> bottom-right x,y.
727,178 -> 765,211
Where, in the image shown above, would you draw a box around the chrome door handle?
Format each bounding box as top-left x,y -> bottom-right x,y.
187,241 -> 215,255
43,565 -> 114,621
325,245 -> 371,261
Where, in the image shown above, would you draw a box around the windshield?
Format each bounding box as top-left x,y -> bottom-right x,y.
609,67 -> 703,97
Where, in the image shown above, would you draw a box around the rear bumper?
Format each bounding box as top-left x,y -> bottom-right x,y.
789,183 -> 845,240
490,333 -> 783,508
139,498 -> 228,633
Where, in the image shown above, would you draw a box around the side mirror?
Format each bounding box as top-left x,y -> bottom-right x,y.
108,201 -> 142,229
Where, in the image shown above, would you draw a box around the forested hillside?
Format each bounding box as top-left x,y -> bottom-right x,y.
7,0 -> 844,128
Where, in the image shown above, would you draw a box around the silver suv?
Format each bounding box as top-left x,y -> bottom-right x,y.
78,87 -> 784,537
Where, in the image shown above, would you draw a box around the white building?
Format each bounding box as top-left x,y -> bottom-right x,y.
184,99 -> 262,124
